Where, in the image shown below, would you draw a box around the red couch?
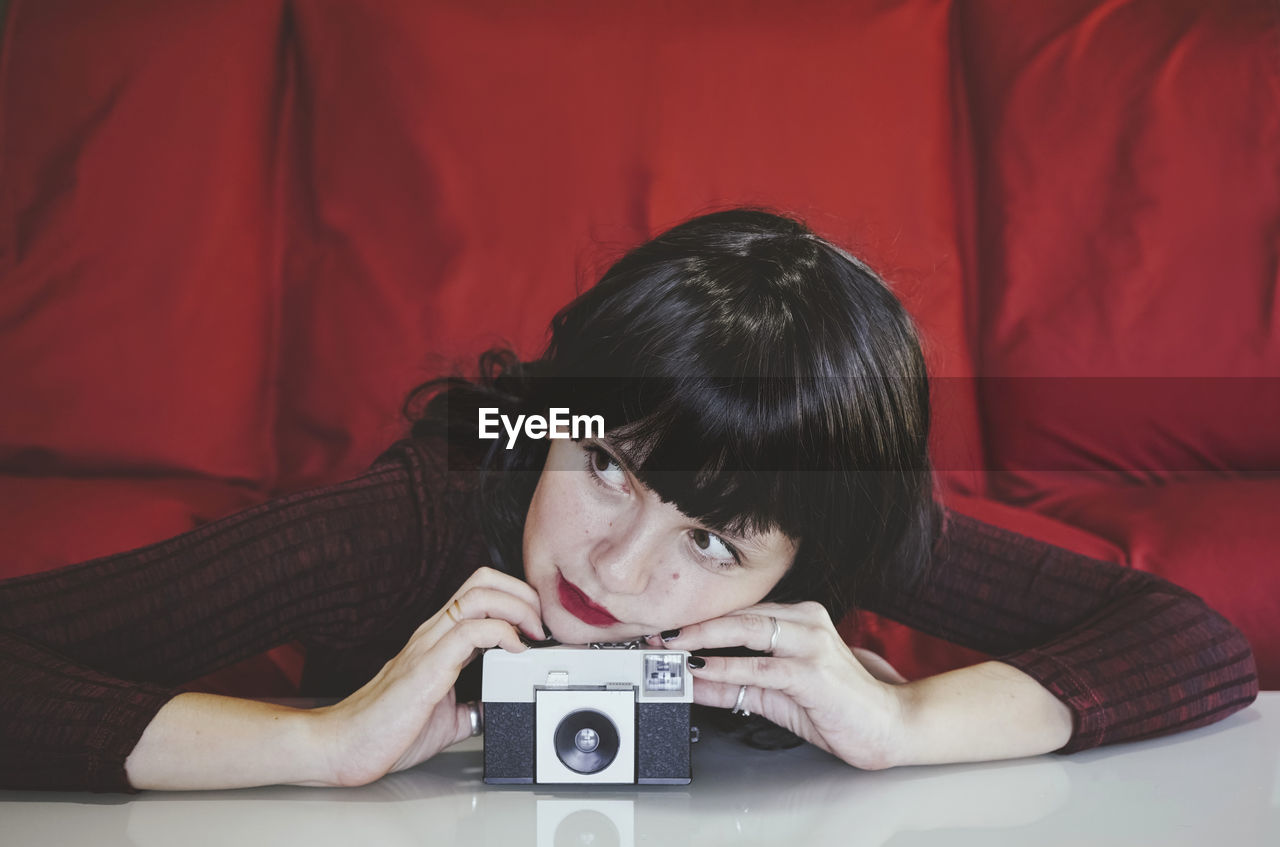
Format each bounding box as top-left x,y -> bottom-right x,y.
2,0 -> 1276,693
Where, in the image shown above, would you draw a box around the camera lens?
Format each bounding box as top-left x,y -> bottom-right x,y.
574,728 -> 600,753
554,710 -> 620,774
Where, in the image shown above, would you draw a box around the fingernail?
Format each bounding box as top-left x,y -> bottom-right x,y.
543,624 -> 553,640
661,629 -> 682,641
687,655 -> 706,669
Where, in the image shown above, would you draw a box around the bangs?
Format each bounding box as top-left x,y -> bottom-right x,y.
544,374 -> 841,542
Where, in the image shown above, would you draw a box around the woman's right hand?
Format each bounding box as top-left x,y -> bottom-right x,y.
308,567 -> 545,787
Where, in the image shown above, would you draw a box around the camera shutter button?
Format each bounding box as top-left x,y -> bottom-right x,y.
546,671 -> 570,688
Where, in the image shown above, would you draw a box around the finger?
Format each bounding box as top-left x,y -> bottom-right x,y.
416,584 -> 544,650
458,566 -> 542,616
377,619 -> 526,723
663,612 -> 817,657
691,679 -> 834,758
718,600 -> 833,629
691,677 -> 768,712
448,586 -> 547,642
421,618 -> 528,696
448,700 -> 484,748
687,654 -> 803,697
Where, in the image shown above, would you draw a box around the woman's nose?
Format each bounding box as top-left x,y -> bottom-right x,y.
589,519 -> 656,595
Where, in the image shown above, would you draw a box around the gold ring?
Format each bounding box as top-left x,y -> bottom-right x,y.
446,598 -> 462,623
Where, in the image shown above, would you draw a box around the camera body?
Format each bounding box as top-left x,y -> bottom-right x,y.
482,645 -> 693,785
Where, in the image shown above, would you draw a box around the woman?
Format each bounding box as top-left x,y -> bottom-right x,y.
0,209 -> 1258,792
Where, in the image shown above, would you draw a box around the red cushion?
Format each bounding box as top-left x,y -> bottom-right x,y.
957,0 -> 1280,501
0,0 -> 288,483
280,0 -> 986,492
180,644 -> 304,700
0,475 -> 262,578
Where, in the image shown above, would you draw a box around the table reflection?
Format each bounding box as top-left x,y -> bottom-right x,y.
1,700 -> 1273,847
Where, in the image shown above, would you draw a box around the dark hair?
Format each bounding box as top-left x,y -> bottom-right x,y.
406,207 -> 939,621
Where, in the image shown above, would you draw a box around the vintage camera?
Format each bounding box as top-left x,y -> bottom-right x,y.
482,644 -> 693,784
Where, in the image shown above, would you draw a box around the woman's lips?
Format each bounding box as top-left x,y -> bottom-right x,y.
557,574 -> 620,627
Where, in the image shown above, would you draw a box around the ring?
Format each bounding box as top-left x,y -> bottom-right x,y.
767,616 -> 781,654
465,701 -> 484,737
445,598 -> 462,623
731,684 -> 750,717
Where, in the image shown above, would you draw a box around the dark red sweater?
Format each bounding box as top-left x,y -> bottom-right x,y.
0,438 -> 1259,792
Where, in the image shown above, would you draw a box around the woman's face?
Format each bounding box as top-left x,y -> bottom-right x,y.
523,438 -> 798,643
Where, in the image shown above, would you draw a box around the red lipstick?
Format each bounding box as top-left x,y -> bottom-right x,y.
557,574 -> 620,627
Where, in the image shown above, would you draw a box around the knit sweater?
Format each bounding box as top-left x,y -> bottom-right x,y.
0,437 -> 1259,791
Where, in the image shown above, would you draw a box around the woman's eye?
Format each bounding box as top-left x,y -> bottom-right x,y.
586,446 -> 627,488
689,529 -> 739,567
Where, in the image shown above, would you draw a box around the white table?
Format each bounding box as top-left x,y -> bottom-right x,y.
3,692 -> 1277,846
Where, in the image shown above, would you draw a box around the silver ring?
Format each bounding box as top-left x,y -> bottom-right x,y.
731,684 -> 750,717
767,616 -> 781,654
466,701 -> 484,737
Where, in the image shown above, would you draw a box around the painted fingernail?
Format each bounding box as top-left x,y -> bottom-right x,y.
543,624 -> 553,640
687,655 -> 706,669
661,629 -> 682,641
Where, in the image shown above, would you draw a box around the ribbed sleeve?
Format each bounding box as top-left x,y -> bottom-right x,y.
0,633 -> 175,791
864,509 -> 1259,753
0,438 -> 483,792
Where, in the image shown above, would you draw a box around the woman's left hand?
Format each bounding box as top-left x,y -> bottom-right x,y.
654,602 -> 911,770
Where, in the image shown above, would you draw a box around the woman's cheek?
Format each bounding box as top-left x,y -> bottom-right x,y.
660,566 -> 697,611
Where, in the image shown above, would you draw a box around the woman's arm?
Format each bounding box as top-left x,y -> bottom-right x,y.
671,602 -> 1072,770
671,506 -> 1257,768
891,660 -> 1072,765
124,693 -> 327,790
838,643 -> 1074,765
869,508 -> 1259,755
0,438 -> 486,791
0,631 -> 332,792
125,569 -> 540,792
